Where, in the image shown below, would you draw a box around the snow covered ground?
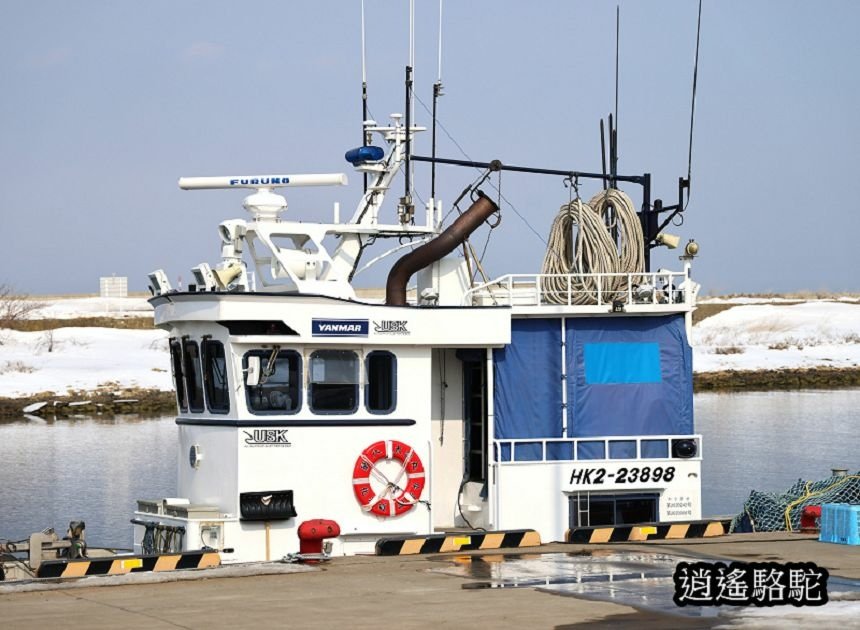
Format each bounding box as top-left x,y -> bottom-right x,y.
0,327 -> 171,397
27,296 -> 153,319
1,297 -> 170,397
0,296 -> 858,398
694,302 -> 860,372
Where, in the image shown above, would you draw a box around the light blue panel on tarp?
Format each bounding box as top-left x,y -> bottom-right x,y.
567,314 -> 693,442
584,343 -> 661,384
493,318 -> 563,461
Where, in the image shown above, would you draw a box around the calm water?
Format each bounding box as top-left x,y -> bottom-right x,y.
696,389 -> 859,517
0,390 -> 858,548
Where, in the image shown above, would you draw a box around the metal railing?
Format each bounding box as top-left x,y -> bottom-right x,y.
463,268 -> 693,308
493,434 -> 702,464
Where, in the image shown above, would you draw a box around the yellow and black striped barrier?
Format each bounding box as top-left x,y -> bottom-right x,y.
36,550 -> 221,579
566,518 -> 732,544
376,529 -> 541,556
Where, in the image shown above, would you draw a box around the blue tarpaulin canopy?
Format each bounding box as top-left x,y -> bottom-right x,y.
493,315 -> 693,460
492,318 -> 563,439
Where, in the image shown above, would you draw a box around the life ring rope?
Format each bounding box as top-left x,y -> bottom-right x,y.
352,440 -> 426,517
356,452 -> 404,512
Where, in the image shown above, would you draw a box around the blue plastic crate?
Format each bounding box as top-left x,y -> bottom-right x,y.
819,503 -> 860,545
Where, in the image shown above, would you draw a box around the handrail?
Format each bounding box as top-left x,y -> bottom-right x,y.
463,268 -> 693,308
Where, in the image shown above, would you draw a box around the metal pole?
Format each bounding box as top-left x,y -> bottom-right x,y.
615,5 -> 620,143
431,82 -> 441,199
361,0 -> 368,194
600,119 -> 608,191
410,155 -> 646,185
641,173 -> 652,271
404,65 -> 413,203
362,81 -> 368,193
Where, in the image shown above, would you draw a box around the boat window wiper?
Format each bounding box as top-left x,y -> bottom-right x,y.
260,345 -> 281,385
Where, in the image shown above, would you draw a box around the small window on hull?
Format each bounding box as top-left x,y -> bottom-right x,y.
570,493 -> 659,528
245,349 -> 301,414
169,339 -> 187,412
203,340 -> 229,413
183,340 -> 205,413
309,350 -> 358,414
365,351 -> 396,414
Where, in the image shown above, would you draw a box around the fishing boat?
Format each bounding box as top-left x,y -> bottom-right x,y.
133,53 -> 705,558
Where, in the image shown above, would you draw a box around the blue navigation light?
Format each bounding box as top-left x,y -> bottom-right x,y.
345,146 -> 385,165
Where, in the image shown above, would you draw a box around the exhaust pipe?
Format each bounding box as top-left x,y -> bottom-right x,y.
385,191 -> 499,306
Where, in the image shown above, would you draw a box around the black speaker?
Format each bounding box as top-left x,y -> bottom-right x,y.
671,439 -> 698,459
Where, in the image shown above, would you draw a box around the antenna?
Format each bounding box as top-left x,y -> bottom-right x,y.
599,118 -> 608,191
404,65 -> 413,214
361,0 -> 369,193
401,0 -> 416,223
409,0 -> 415,69
615,5 -> 620,133
360,0 -> 367,88
608,112 -> 617,188
431,0 -> 444,200
686,0 -> 703,199
437,0 -> 443,83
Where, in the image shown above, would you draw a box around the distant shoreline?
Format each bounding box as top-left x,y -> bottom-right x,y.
693,366 -> 860,392
0,388 -> 175,418
2,367 -> 860,417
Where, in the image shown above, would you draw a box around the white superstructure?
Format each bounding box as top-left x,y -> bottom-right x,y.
136,103 -> 703,561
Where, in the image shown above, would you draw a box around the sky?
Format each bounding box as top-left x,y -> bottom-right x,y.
2,0 -> 859,296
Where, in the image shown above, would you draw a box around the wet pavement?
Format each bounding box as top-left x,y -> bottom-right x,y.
431,548 -> 860,626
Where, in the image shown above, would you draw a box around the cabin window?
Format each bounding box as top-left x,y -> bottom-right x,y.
365,351 -> 396,414
169,339 -> 187,412
202,340 -> 229,414
309,350 -> 359,414
245,349 -> 301,414
182,340 -> 205,413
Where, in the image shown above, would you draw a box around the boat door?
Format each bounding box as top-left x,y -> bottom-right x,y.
456,349 -> 489,527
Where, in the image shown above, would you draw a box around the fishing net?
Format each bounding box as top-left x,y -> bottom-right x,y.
730,472 -> 860,533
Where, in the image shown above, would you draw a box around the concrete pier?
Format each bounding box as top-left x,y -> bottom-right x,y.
1,533 -> 858,629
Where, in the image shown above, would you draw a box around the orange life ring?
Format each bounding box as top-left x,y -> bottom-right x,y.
352,440 -> 426,517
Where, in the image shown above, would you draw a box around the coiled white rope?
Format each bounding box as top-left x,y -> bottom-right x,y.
540,189 -> 644,305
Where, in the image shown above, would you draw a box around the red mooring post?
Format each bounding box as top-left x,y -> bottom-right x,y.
298,519 -> 341,555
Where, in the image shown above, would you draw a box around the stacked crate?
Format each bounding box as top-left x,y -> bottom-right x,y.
819,503 -> 860,545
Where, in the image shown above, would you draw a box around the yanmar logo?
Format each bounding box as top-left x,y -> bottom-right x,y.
312,318 -> 369,337
243,429 -> 292,447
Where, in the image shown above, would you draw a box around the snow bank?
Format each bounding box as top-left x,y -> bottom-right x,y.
700,296 -> 860,305
31,297 -> 154,319
0,327 -> 171,397
693,302 -> 860,372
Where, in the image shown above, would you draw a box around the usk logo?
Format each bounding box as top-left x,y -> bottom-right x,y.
373,320 -> 409,335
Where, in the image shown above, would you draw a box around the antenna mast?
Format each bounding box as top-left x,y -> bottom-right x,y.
361,0 -> 369,193
431,0 -> 444,201
687,0 -> 703,195
401,0 -> 415,223
615,5 -> 620,137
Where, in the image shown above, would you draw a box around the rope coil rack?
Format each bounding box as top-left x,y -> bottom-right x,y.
540,187 -> 644,305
